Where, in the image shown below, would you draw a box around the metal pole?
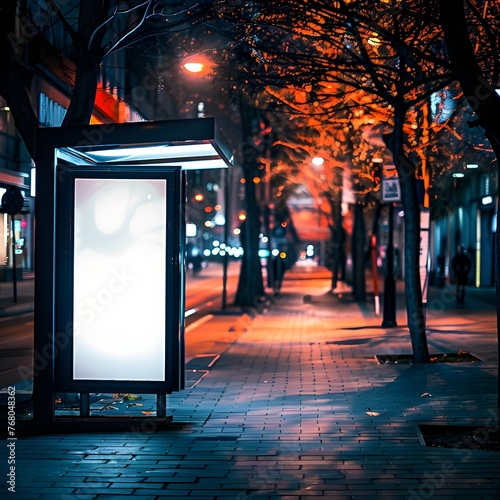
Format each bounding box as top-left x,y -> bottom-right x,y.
370,234 -> 380,316
222,168 -> 231,310
382,203 -> 397,327
157,394 -> 166,418
10,216 -> 17,303
80,393 -> 90,417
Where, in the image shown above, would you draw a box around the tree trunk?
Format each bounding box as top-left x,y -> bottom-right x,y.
0,1 -> 107,153
63,1 -> 106,126
385,106 -> 429,363
62,55 -> 102,126
234,103 -> 265,307
234,178 -> 265,307
439,0 -> 500,425
235,169 -> 265,306
329,199 -> 345,290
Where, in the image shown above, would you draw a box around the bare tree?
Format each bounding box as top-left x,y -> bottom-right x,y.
217,0 -> 459,361
0,1 -> 220,156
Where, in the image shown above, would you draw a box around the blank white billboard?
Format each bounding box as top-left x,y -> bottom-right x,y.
73,178 -> 167,381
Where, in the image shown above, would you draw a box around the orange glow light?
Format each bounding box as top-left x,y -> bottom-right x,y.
184,62 -> 204,73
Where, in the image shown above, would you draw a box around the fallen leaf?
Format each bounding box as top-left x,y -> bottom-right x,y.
366,411 -> 380,417
142,411 -> 154,415
123,393 -> 143,401
421,392 -> 432,397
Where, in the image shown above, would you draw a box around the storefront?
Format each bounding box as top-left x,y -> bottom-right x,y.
0,169 -> 31,280
430,175 -> 497,289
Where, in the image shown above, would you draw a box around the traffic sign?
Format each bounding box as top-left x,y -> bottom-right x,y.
382,178 -> 401,202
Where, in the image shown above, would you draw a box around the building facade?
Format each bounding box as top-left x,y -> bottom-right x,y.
0,4 -> 145,281
430,169 -> 497,288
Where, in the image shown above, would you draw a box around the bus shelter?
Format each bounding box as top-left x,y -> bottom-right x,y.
32,118 -> 232,431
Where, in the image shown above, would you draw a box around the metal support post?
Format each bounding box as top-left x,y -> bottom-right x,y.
382,203 -> 397,327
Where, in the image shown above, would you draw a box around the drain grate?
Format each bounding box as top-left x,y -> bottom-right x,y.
418,424 -> 500,451
375,351 -> 481,364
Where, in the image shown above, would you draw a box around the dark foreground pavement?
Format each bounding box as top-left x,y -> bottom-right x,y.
1,266 -> 499,499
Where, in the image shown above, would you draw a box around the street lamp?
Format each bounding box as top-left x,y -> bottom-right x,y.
382,201 -> 397,327
184,62 -> 204,73
378,159 -> 398,328
183,54 -> 213,75
182,58 -> 232,309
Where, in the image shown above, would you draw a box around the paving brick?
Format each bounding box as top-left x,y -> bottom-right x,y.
6,279 -> 500,498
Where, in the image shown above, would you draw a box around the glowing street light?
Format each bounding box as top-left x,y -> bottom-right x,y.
184,62 -> 204,73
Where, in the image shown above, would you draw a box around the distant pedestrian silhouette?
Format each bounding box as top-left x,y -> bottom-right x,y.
451,245 -> 471,304
271,253 -> 287,296
329,222 -> 346,292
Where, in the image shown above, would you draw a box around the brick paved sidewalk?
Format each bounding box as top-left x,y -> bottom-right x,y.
3,272 -> 500,499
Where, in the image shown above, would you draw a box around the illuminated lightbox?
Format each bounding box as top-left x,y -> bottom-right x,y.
72,178 -> 167,381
